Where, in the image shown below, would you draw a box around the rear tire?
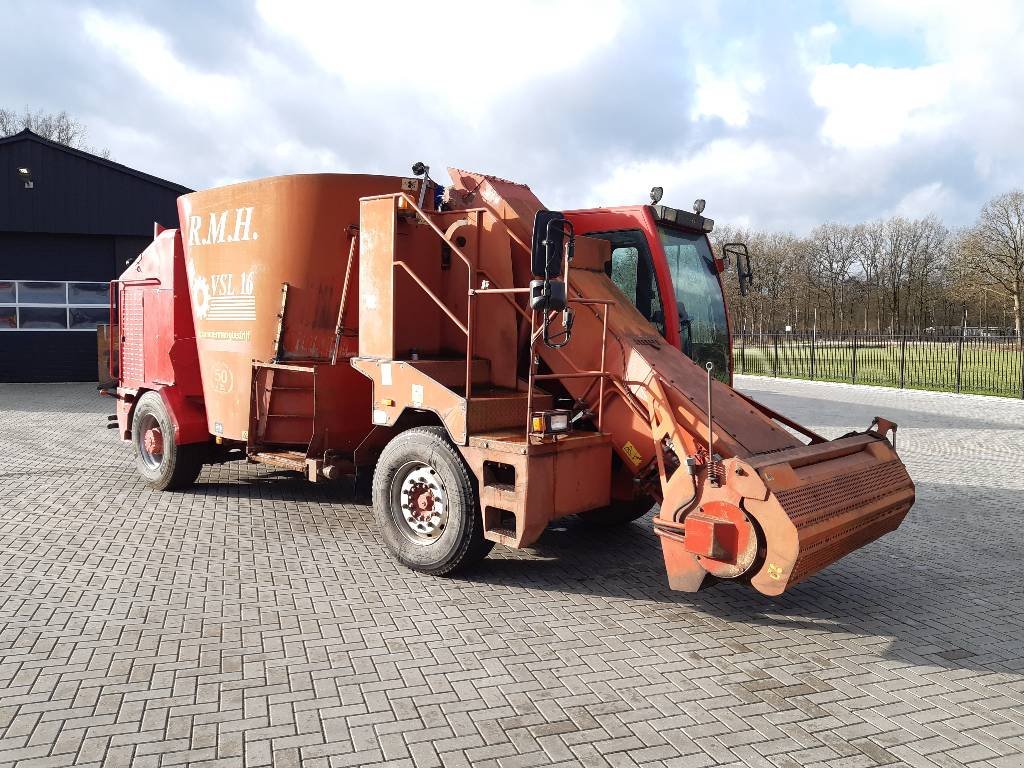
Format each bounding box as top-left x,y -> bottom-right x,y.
578,496 -> 654,527
131,391 -> 204,491
372,426 -> 493,575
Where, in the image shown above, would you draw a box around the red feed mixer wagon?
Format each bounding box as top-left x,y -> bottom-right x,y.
103,167 -> 915,596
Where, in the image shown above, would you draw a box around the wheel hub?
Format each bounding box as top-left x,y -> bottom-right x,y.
143,427 -> 163,456
396,463 -> 449,543
136,413 -> 165,470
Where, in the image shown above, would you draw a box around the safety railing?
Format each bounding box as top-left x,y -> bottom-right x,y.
368,191 -> 617,439
527,299 -> 613,433
330,228 -> 360,364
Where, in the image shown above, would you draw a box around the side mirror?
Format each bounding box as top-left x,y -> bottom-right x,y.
725,242 -> 753,296
531,210 -> 571,278
529,279 -> 567,312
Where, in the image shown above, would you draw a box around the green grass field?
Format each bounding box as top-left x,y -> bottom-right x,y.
735,337 -> 1024,398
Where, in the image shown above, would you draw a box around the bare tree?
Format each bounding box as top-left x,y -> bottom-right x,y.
906,215 -> 948,332
859,219 -> 887,331
713,226 -> 796,334
807,222 -> 861,331
0,106 -> 110,158
880,217 -> 916,332
709,197 -> 1016,337
960,191 -> 1024,339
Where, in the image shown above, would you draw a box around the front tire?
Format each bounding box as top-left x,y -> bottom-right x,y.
372,426 -> 493,575
131,391 -> 203,491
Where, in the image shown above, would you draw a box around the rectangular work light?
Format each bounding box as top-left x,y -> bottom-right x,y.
531,409 -> 572,436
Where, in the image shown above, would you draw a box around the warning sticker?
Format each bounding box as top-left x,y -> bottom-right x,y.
622,441 -> 643,466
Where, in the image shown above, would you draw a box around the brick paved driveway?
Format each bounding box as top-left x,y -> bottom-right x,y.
0,378 -> 1022,768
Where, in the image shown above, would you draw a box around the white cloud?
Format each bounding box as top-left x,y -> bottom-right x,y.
691,63 -> 765,127
589,139 -> 824,231
255,0 -> 626,121
81,10 -> 250,119
889,182 -> 959,221
810,62 -> 952,148
843,0 -> 1020,61
6,0 -> 1023,234
798,22 -> 839,67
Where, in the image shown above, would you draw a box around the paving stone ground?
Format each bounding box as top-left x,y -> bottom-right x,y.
0,377 -> 1022,768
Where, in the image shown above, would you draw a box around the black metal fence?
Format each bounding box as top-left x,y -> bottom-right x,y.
735,332 -> 1024,399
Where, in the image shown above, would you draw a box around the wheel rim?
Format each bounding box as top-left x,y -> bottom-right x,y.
390,460 -> 449,545
137,413 -> 164,470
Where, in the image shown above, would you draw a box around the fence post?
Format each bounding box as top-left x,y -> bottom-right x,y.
1019,336 -> 1023,399
851,330 -> 858,385
810,328 -> 816,380
898,333 -> 907,389
772,334 -> 779,378
955,325 -> 965,394
738,331 -> 746,374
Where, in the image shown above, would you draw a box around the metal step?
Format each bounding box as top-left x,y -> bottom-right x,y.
250,450 -> 307,472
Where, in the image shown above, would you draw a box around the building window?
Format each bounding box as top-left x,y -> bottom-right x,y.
0,280 -> 109,331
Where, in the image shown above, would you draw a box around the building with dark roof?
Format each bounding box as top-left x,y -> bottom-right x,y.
0,129 -> 190,381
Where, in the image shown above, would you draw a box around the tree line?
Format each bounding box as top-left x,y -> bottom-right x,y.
712,191 -> 1024,339
1,106 -> 110,158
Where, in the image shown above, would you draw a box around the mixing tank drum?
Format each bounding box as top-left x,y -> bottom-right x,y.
178,173 -> 407,440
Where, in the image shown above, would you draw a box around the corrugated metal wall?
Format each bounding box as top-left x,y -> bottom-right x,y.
0,132 -> 189,382
0,133 -> 188,235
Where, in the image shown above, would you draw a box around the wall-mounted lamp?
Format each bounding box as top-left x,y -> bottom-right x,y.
17,167 -> 33,189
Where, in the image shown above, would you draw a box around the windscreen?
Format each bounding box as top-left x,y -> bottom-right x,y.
657,227 -> 731,381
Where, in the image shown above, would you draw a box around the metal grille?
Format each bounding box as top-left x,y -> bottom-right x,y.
774,459 -> 914,585
789,502 -> 912,585
775,460 -> 911,528
121,290 -> 144,382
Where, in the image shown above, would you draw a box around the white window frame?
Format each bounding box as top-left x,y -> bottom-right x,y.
0,280 -> 110,332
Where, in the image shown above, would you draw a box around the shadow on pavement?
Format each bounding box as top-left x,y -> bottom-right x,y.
173,468 -> 1024,676
462,480 -> 1024,676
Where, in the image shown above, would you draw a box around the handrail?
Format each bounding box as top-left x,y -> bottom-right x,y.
371,192 -> 535,328
393,260 -> 469,335
398,193 -> 534,327
330,229 -> 359,364
370,193 -> 478,398
390,193 -> 544,399
398,192 -> 475,270
370,191 -> 620,432
526,298 -> 613,433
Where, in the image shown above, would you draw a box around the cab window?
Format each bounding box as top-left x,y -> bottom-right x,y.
591,230 -> 665,335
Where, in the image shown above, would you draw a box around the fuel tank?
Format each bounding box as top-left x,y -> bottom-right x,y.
177,174 -> 408,440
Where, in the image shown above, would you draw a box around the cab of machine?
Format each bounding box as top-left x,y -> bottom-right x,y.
565,204 -> 734,383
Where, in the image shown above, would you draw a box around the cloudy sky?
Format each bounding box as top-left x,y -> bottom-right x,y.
3,0 -> 1023,232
